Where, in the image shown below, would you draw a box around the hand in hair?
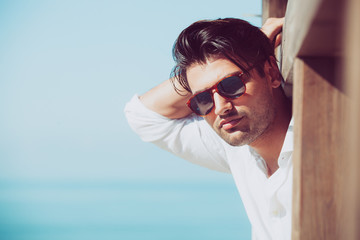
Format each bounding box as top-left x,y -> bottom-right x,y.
261,17 -> 284,48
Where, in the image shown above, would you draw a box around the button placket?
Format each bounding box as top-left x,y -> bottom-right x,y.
266,165 -> 289,219
278,151 -> 292,169
269,192 -> 287,218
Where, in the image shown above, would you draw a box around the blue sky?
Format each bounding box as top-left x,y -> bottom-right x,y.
0,1 -> 262,239
0,0 -> 261,182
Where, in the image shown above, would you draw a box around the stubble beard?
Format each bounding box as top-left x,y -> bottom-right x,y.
215,104 -> 276,147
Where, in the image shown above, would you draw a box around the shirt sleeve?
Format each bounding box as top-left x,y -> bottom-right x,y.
124,94 -> 231,173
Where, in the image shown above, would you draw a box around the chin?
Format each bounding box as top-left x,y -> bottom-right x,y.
219,131 -> 255,146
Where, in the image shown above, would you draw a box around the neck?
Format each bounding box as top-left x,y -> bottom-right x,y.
250,95 -> 292,177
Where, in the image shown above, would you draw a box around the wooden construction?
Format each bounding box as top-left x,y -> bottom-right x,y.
262,0 -> 360,239
342,0 -> 360,238
262,0 -> 287,23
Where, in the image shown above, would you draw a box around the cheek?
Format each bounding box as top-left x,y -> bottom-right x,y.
239,82 -> 271,107
204,114 -> 217,127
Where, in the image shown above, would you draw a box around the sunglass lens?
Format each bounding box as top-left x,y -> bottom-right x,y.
218,75 -> 245,98
189,92 -> 213,116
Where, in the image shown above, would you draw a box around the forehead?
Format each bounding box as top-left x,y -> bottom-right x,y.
186,58 -> 242,94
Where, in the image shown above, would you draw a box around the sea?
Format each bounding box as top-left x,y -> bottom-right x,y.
0,180 -> 251,240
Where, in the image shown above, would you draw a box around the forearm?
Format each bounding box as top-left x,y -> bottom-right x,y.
139,78 -> 193,119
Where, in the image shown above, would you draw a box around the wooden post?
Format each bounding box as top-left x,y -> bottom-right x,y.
262,0 -> 288,23
263,0 -> 358,239
340,0 -> 360,239
292,57 -> 349,240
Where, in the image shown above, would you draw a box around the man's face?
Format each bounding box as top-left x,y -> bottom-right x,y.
186,58 -> 278,146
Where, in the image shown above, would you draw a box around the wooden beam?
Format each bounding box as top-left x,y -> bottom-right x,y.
292,57 -> 349,240
281,0 -> 344,84
262,0 -> 288,23
264,1 -> 356,239
340,0 -> 360,239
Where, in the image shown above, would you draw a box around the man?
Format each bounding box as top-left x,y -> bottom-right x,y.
125,18 -> 292,240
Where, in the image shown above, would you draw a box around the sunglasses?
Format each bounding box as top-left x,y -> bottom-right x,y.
187,72 -> 246,116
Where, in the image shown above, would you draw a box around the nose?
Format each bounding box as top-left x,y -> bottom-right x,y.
213,92 -> 233,115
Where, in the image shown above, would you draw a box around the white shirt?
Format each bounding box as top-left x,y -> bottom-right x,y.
124,95 -> 293,240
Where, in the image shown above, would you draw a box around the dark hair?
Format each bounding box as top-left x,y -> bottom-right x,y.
171,18 -> 275,93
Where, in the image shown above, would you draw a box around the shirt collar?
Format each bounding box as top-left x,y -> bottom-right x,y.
249,117 -> 294,173
280,118 -> 294,153
277,118 -> 294,168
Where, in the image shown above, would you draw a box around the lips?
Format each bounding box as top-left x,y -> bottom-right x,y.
220,116 -> 244,130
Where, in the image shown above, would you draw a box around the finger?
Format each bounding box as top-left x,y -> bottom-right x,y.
261,17 -> 284,42
274,33 -> 282,48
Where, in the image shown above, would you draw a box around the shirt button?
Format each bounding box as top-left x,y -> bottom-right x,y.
270,207 -> 286,218
278,152 -> 291,168
270,196 -> 286,218
271,209 -> 279,217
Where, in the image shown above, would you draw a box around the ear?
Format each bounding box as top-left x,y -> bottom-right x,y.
265,56 -> 282,89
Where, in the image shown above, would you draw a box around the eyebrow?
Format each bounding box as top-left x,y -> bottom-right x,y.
192,70 -> 242,95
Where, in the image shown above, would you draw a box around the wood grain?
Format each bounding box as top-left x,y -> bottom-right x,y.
292,57 -> 349,240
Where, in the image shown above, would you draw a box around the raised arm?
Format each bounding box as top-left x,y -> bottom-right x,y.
139,78 -> 193,119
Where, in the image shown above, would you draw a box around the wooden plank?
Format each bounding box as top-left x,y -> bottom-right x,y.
339,0 -> 360,239
265,1 -> 354,239
281,0 -> 321,83
281,0 -> 344,84
262,0 -> 288,23
292,57 -> 349,240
